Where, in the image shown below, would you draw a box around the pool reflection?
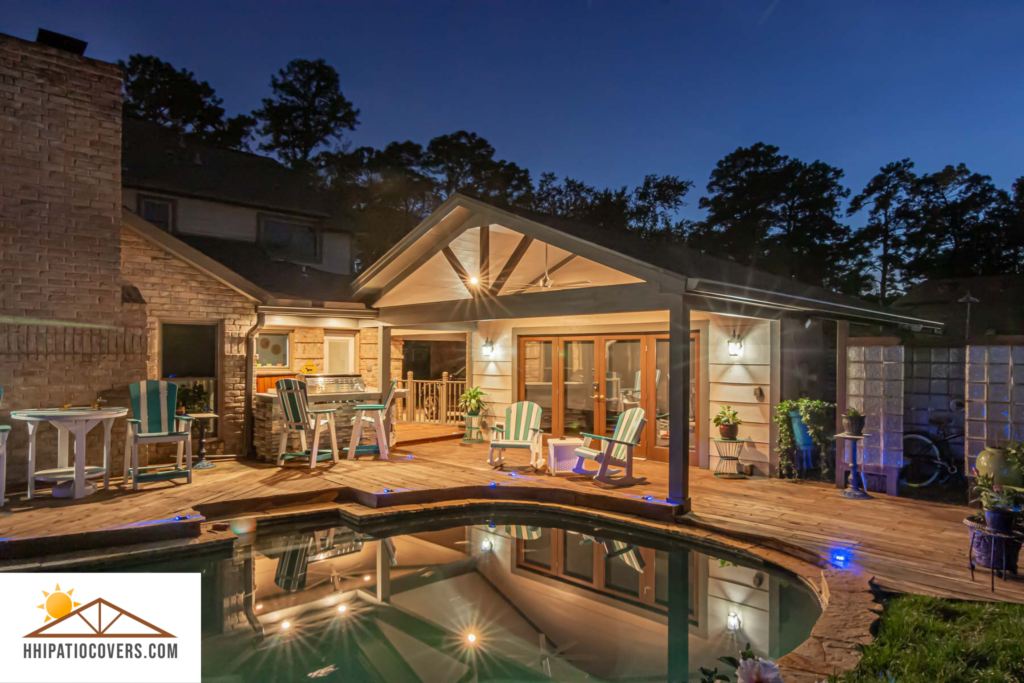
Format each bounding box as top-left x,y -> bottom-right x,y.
189,519 -> 819,682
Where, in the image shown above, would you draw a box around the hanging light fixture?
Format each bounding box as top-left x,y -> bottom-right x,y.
727,333 -> 744,357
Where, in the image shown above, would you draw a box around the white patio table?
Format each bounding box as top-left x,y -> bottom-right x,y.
10,407 -> 128,500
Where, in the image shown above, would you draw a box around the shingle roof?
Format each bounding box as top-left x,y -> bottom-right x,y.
177,235 -> 353,303
122,118 -> 346,228
893,275 -> 1024,337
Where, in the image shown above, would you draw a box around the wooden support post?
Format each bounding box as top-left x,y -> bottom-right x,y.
667,547 -> 690,683
479,224 -> 490,291
376,540 -> 391,603
378,326 -> 392,394
406,371 -> 415,421
668,295 -> 691,511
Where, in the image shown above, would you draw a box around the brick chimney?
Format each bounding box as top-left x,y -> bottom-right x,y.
0,32 -> 148,487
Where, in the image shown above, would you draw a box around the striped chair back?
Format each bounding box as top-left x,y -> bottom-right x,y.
276,378 -> 310,428
504,525 -> 543,540
610,540 -> 647,573
381,380 -> 397,411
0,385 -> 4,407
129,380 -> 179,433
502,401 -> 542,441
606,407 -> 646,463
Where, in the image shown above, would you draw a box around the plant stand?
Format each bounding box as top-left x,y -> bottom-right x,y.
713,439 -> 746,479
835,432 -> 872,499
188,412 -> 218,469
964,515 -> 1023,593
463,413 -> 484,444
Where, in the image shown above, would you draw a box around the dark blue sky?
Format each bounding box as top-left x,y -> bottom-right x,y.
7,1 -> 1023,220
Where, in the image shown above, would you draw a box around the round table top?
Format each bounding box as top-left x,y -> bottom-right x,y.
11,406 -> 129,421
34,466 -> 107,481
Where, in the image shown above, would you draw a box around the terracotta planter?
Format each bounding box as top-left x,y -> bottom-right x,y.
719,424 -> 739,440
842,414 -> 866,436
975,447 -> 1024,488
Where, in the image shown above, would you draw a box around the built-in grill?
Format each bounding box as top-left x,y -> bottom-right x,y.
300,373 -> 366,395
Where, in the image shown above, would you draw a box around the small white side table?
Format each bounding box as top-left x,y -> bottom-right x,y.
547,438 -> 584,476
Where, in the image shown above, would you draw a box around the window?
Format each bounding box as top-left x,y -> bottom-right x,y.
257,333 -> 290,368
139,195 -> 175,232
161,322 -> 217,419
325,335 -> 355,374
259,215 -> 320,262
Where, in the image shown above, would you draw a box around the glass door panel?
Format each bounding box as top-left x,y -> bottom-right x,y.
649,332 -> 699,463
561,339 -> 597,437
604,338 -> 644,435
521,339 -> 555,433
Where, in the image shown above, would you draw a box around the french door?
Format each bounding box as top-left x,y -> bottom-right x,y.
518,333 -> 699,462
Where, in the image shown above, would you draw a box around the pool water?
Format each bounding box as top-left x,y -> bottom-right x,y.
75,512 -> 821,682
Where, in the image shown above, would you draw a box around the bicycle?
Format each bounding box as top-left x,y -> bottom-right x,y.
900,399 -> 967,488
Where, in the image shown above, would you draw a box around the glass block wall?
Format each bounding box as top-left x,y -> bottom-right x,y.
847,345 -> 905,467
965,346 -> 1024,473
904,347 -> 966,455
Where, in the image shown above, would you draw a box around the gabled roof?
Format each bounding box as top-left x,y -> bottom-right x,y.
122,119 -> 346,229
352,194 -> 944,329
894,275 -> 1024,337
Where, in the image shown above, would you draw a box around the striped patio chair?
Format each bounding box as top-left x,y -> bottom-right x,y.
345,380 -> 397,461
123,380 -> 193,490
276,378 -> 338,468
0,387 -> 10,505
571,406 -> 647,487
488,401 -> 544,470
504,525 -> 543,540
606,540 -> 646,573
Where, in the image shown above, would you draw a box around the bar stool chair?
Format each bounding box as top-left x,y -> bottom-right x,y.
0,387 -> 10,505
275,379 -> 338,468
345,380 -> 397,460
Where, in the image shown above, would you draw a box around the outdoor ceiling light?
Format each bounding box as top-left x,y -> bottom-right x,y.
727,333 -> 744,357
469,276 -> 480,285
482,340 -> 495,357
726,612 -> 741,632
467,633 -> 477,644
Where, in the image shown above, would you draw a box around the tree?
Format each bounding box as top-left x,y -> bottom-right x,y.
119,54 -> 255,149
846,160 -> 916,302
902,164 -> 1016,282
254,58 -> 360,170
693,143 -> 867,293
422,131 -> 533,206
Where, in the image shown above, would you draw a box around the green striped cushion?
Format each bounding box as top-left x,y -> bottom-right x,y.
610,540 -> 646,573
129,380 -> 178,434
504,525 -> 543,540
503,402 -> 542,441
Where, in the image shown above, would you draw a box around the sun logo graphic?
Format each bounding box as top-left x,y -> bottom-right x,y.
25,584 -> 174,638
37,583 -> 81,623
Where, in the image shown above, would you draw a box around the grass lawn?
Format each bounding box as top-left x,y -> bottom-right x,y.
829,594 -> 1024,682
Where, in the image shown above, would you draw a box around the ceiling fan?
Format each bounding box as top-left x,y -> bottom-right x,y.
503,244 -> 590,294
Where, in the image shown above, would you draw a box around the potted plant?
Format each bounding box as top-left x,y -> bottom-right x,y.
972,473 -> 1022,533
773,399 -> 836,480
713,405 -> 742,440
458,386 -> 488,416
177,384 -> 209,415
842,407 -> 866,436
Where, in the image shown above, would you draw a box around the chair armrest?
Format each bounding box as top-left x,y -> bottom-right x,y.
492,424 -> 506,435
581,432 -> 639,447
309,407 -> 337,414
126,418 -> 142,425
176,415 -> 195,423
354,403 -> 385,411
529,427 -> 544,435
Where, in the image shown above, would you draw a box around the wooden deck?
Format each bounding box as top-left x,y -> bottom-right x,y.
0,440 -> 1019,605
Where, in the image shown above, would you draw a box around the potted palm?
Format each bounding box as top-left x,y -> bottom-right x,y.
842,407 -> 866,436
713,405 -> 742,440
458,386 -> 488,416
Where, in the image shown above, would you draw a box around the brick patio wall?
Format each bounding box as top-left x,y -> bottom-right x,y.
120,229 -> 257,459
0,34 -> 150,486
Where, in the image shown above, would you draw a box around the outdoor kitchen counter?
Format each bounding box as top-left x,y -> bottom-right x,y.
252,390 -> 406,462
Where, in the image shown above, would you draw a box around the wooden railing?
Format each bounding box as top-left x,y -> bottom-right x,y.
399,372 -> 466,425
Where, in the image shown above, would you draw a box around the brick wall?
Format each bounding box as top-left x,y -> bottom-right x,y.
120,228 -> 257,458
358,328 -> 403,389
0,34 -> 149,486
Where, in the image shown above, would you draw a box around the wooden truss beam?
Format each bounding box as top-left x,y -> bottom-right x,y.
489,235 -> 534,296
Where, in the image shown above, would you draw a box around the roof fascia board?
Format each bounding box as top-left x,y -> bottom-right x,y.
122,209 -> 268,303
124,183 -> 331,220
257,304 -> 378,319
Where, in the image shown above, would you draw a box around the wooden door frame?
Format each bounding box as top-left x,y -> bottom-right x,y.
646,331 -> 699,464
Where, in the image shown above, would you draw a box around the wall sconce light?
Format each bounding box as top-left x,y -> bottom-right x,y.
480,539 -> 493,552
727,334 -> 743,357
726,611 -> 741,632
482,340 -> 495,357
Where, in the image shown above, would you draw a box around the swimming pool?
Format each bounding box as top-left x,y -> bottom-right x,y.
64,511 -> 821,681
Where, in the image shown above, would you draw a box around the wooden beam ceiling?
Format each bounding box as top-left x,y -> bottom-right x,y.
489,235 -> 534,296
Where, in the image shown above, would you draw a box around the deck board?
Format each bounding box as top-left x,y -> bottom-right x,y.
0,441 -> 1020,603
